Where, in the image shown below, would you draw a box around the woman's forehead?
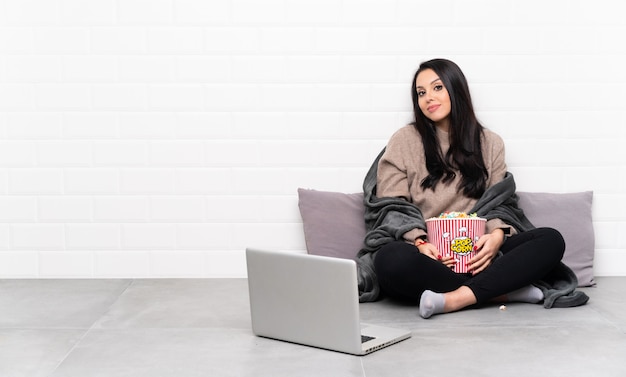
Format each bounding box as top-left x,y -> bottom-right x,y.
416,69 -> 441,88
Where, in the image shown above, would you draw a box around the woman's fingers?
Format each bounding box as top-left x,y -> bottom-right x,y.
418,243 -> 441,260
442,255 -> 457,269
467,250 -> 492,274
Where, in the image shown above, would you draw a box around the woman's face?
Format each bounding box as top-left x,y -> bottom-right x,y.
415,68 -> 451,130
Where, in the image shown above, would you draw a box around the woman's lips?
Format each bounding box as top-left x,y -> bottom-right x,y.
427,104 -> 440,113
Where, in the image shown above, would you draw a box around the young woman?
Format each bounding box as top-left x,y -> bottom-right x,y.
356,58 -> 587,318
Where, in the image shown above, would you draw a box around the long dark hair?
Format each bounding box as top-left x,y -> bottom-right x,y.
410,58 -> 488,198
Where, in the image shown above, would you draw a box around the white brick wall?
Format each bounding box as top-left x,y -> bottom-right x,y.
1,0 -> 625,278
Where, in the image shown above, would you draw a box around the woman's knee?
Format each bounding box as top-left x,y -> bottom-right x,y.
534,227 -> 566,259
373,241 -> 423,300
374,241 -> 416,276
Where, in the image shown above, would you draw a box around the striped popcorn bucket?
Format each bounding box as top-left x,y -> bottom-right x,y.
425,217 -> 486,273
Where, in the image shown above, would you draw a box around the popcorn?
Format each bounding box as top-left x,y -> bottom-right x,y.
434,211 -> 479,219
425,213 -> 486,273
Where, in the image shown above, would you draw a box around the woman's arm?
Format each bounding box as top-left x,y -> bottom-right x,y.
377,141 -> 411,200
377,129 -> 429,242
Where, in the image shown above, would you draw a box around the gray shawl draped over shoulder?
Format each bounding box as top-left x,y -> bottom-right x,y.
356,148 -> 589,308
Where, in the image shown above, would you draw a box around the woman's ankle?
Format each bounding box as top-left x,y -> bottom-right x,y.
444,286 -> 477,312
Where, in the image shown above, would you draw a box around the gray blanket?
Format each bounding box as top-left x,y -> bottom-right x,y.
356,148 -> 589,308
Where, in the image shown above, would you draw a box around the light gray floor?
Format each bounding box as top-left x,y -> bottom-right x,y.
1,277 -> 624,377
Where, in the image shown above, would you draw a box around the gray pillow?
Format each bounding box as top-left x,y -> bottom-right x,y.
297,188 -> 595,287
517,191 -> 595,286
297,188 -> 366,260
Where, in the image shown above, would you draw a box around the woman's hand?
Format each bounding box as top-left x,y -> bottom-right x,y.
415,240 -> 457,269
466,228 -> 505,275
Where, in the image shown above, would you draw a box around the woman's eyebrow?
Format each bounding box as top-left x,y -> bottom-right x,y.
416,78 -> 442,89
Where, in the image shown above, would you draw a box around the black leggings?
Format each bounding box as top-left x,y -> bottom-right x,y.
374,227 -> 565,304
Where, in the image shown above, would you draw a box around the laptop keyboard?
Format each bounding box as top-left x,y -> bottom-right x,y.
361,335 -> 376,343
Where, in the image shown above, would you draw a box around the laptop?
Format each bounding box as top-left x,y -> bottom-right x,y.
245,248 -> 411,355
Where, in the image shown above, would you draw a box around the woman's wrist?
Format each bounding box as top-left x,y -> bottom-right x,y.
414,238 -> 428,247
491,228 -> 506,245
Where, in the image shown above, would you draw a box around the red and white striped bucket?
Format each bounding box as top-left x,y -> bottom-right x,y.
426,217 -> 486,273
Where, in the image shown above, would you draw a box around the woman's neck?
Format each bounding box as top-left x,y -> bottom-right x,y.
435,124 -> 450,154
435,119 -> 450,133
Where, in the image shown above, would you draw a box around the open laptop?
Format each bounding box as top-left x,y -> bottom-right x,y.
245,248 -> 411,355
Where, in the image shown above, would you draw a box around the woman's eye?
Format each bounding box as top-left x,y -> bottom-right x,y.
434,84 -> 443,91
417,90 -> 426,97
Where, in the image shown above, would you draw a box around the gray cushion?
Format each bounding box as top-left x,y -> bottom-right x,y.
297,188 -> 366,260
517,191 -> 595,286
297,188 -> 595,287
